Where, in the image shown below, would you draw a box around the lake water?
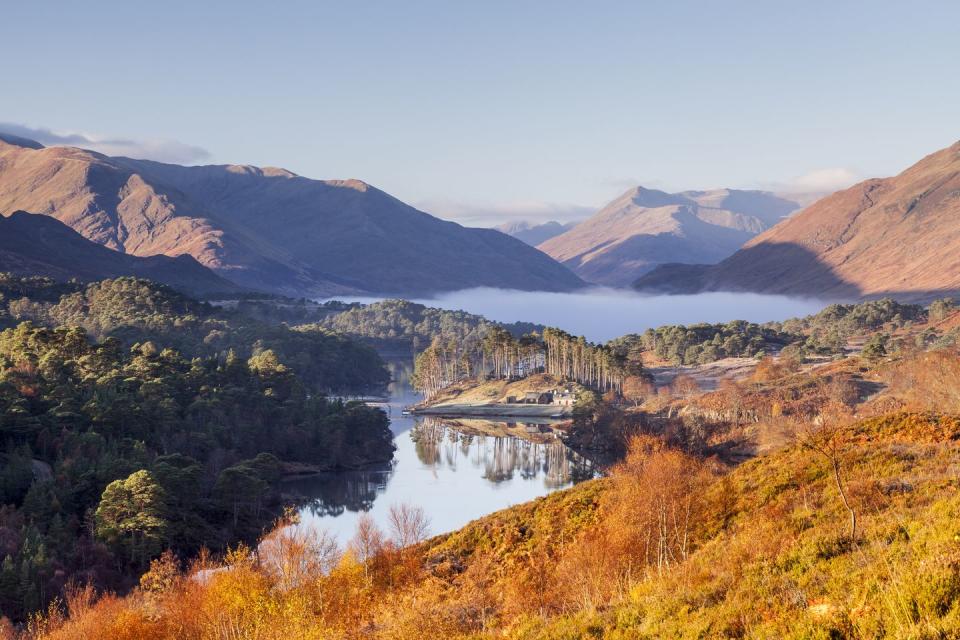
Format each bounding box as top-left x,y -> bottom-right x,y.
296,289 -> 833,545
292,361 -> 597,545
322,287 -> 833,342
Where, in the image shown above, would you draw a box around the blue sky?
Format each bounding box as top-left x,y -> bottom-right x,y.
2,1 -> 958,225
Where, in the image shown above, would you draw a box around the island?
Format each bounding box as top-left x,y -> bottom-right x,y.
411,373 -> 584,418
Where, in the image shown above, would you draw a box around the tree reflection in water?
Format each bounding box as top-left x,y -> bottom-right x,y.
288,417 -> 596,522
285,463 -> 394,517
410,418 -> 595,489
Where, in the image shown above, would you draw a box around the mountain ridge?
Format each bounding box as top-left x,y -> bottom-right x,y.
0,135 -> 585,296
538,186 -> 801,286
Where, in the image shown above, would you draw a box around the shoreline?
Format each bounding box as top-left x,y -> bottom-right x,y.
412,403 -> 573,419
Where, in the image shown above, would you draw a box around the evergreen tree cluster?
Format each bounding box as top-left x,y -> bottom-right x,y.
0,279 -> 396,619
309,298 -> 541,354
613,320 -> 796,366
0,276 -> 389,394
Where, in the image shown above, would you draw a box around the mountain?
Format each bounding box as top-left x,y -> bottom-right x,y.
635,141 -> 960,301
496,220 -> 578,246
0,135 -> 584,296
537,187 -> 801,287
0,211 -> 239,295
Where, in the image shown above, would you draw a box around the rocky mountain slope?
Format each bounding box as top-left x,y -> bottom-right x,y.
635,140 -> 960,301
0,211 -> 238,296
538,187 -> 800,286
0,135 -> 584,296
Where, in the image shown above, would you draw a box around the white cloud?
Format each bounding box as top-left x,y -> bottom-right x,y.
789,167 -> 859,193
0,122 -> 211,164
415,198 -> 595,228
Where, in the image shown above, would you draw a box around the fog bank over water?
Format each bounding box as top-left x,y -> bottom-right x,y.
322,288 -> 834,342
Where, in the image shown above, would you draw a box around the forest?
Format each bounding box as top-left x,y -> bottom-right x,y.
0,277 -> 389,394
0,276 -> 396,621
616,319 -> 796,365
410,298 -> 936,406
610,298 -> 932,367
14,338 -> 960,639
411,326 -> 630,399
307,299 -> 542,354
3,277 -> 960,636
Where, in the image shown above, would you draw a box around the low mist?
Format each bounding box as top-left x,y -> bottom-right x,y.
322,287 -> 832,342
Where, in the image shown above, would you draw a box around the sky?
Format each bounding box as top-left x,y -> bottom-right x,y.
2,0 -> 958,226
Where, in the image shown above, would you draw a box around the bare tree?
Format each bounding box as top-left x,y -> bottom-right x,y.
258,511 -> 340,590
349,513 -> 386,580
387,503 -> 431,548
794,402 -> 858,541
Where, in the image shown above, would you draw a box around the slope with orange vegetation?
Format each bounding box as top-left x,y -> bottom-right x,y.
18,407 -> 960,640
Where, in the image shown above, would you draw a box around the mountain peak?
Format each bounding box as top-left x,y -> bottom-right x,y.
620,186 -> 690,208
538,185 -> 803,287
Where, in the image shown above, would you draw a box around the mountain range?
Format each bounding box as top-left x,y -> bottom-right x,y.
537,187 -> 801,287
634,140 -> 960,301
0,134 -> 584,296
0,211 -> 237,295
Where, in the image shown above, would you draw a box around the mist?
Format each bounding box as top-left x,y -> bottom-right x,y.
322,287 -> 833,342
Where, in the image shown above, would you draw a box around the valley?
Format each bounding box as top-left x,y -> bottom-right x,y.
2,14 -> 960,634
3,131 -> 960,637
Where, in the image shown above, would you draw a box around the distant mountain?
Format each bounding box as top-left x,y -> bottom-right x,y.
0,211 -> 239,296
0,136 -> 584,296
634,141 -> 960,302
537,187 -> 801,287
496,220 -> 578,246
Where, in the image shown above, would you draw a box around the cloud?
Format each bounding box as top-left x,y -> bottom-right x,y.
0,122 -> 211,164
416,198 -> 595,228
787,167 -> 859,193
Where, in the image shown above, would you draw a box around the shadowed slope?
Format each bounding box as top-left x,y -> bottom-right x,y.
0,211 -> 240,296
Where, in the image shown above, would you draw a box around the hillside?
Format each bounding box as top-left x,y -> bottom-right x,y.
635,140 -> 960,301
11,294 -> 960,637
538,187 -> 800,287
0,135 -> 584,296
0,211 -> 238,296
23,407 -> 960,638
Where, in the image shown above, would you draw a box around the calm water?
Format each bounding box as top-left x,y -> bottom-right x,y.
322,288 -> 833,342
291,361 -> 597,544
296,290 -> 833,544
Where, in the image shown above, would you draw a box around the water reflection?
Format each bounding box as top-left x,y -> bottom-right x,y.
291,466 -> 391,518
409,417 -> 595,488
291,358 -> 598,543
290,415 -> 595,526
